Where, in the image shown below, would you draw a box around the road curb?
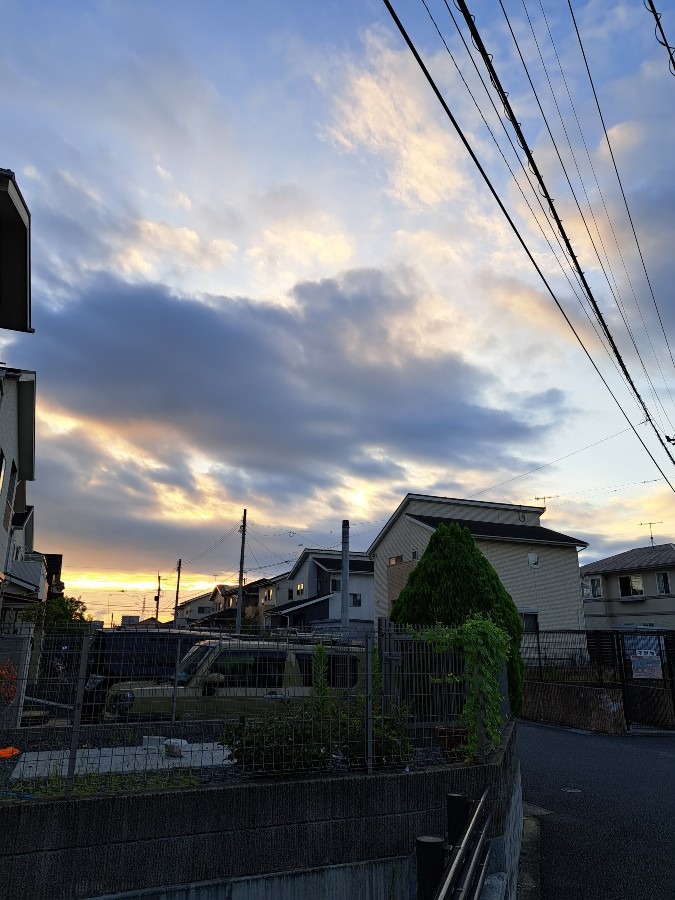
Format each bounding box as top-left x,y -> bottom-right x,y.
516,815 -> 541,900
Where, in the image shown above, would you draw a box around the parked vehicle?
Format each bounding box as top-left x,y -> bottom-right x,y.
82,628 -> 218,721
104,639 -> 365,721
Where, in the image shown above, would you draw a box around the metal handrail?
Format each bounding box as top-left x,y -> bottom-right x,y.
432,788 -> 490,898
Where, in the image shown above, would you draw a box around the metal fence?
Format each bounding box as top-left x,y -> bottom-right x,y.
521,629 -> 675,732
0,623 -> 507,800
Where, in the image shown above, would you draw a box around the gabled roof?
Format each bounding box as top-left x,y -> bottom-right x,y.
580,543 -> 675,575
288,548 -> 372,580
263,593 -> 331,616
176,591 -> 212,611
368,493 -> 546,554
314,557 -> 374,574
407,515 -> 587,548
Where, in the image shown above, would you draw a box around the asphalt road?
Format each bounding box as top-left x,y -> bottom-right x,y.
518,722 -> 675,900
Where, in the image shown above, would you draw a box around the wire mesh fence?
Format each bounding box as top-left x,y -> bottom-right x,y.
0,623 -> 508,800
521,629 -> 623,684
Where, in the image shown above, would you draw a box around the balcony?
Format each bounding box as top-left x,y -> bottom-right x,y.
7,552 -> 47,600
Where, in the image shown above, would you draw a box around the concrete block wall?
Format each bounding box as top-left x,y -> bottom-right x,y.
0,720 -> 520,900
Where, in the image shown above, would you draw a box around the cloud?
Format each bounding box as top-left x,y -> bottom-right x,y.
115,219 -> 237,279
8,267 -> 572,569
326,29 -> 469,210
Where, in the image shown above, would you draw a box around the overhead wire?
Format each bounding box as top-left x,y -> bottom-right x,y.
568,0 -> 675,377
643,0 -> 675,76
467,423 -> 648,498
504,0 -> 675,433
452,0 -> 675,467
381,0 -> 675,491
425,0 -> 638,410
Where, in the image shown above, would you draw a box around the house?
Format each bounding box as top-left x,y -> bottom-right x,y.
0,366 -> 49,631
263,548 -> 374,632
173,591 -> 219,627
257,571 -> 291,621
581,543 -> 675,630
0,168 -> 32,333
368,493 -> 588,631
195,581 -> 262,629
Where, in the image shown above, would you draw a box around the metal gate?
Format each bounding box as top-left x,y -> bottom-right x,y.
615,630 -> 675,729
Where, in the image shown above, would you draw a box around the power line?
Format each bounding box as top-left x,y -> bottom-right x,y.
505,0 -> 675,432
452,0 -> 675,467
569,0 -> 675,379
467,424 -> 646,498
382,0 -> 675,491
183,523 -> 240,565
424,0 -> 637,411
643,0 -> 675,76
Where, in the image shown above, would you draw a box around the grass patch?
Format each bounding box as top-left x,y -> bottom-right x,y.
1,767 -> 201,801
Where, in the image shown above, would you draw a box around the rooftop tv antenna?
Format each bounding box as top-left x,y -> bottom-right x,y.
639,521 -> 663,546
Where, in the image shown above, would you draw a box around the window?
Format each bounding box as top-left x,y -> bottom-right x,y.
296,582 -> 304,597
349,593 -> 361,607
331,578 -> 341,592
619,575 -> 644,597
590,576 -> 602,599
206,650 -> 286,689
656,572 -> 671,595
412,549 -> 418,561
528,553 -> 539,569
197,606 -> 209,614
0,452 -> 5,496
388,555 -> 403,566
288,588 -> 294,602
520,612 -> 539,633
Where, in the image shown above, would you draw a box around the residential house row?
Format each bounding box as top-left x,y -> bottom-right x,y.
0,170 -> 60,634
170,493 -> 599,635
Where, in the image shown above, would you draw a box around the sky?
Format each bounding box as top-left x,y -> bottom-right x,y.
1,0 -> 674,623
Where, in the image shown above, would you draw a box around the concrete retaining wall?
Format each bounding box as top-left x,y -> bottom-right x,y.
0,720 -> 519,900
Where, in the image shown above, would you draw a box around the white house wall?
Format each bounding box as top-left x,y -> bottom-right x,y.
326,571 -> 374,623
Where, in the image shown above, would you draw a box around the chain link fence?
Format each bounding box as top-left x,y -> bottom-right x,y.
0,622 -> 510,800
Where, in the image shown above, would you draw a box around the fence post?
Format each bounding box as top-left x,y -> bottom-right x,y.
615,631 -> 631,732
416,835 -> 445,900
536,628 -> 544,681
65,632 -> 93,797
365,630 -> 374,775
474,661 -> 486,763
171,637 -> 182,723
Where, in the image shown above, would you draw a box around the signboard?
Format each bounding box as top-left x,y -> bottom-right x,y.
630,653 -> 663,680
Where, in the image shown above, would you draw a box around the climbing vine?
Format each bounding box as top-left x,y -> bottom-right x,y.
418,615 -> 511,759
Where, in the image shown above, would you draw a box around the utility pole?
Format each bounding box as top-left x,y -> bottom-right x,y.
174,559 -> 182,625
155,573 -> 161,622
341,519 -> 350,638
235,509 -> 247,635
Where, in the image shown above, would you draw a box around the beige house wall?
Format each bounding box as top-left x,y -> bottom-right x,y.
476,540 -> 583,630
583,568 -> 675,630
374,502 -> 583,629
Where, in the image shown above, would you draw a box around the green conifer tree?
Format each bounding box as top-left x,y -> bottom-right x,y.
390,522 -> 524,714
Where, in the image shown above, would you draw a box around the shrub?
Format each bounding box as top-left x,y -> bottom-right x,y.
390,522 -> 524,714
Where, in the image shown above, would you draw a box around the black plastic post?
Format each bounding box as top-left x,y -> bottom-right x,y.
447,793 -> 470,846
416,835 -> 445,900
